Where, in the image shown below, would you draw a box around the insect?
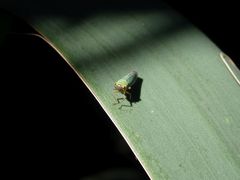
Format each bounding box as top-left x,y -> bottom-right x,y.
114,71 -> 138,104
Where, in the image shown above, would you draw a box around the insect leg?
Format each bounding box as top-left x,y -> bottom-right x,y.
125,90 -> 132,101
112,92 -> 125,105
113,97 -> 125,105
119,102 -> 132,109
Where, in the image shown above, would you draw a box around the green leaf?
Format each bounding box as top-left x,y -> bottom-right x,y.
3,1 -> 240,179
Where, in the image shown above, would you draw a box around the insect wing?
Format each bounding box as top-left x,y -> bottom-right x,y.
124,71 -> 138,87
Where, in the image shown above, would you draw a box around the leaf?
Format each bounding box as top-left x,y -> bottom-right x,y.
3,1 -> 240,179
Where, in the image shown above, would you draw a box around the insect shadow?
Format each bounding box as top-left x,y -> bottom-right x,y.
116,77 -> 143,109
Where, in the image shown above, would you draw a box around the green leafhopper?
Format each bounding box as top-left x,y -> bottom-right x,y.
114,71 -> 138,100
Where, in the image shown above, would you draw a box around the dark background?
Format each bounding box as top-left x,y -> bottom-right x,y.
1,0 -> 239,179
